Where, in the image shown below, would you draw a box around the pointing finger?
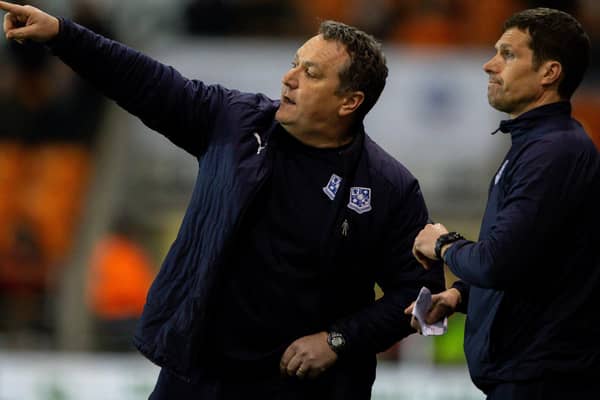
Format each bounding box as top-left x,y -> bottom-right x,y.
0,1 -> 25,14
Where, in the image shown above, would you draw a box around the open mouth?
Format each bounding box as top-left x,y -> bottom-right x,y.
282,95 -> 296,105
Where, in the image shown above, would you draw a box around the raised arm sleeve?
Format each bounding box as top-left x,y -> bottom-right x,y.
49,18 -> 235,156
444,138 -> 584,289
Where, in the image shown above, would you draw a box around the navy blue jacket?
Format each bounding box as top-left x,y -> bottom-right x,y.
49,20 -> 444,380
447,102 -> 600,392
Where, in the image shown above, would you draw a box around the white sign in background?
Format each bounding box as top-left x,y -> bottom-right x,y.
0,352 -> 484,400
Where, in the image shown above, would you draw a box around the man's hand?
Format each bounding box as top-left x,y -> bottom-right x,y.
404,288 -> 461,332
412,223 -> 449,269
279,332 -> 338,379
1,1 -> 59,43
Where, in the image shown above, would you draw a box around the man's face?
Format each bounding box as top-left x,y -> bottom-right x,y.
275,35 -> 351,137
483,28 -> 546,117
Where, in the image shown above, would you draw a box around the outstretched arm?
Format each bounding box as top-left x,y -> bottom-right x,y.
1,1 -> 231,156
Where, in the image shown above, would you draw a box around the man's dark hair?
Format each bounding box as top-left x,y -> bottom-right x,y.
319,20 -> 388,120
503,8 -> 590,99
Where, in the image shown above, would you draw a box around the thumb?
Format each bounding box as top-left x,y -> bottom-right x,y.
404,301 -> 415,315
425,303 -> 452,325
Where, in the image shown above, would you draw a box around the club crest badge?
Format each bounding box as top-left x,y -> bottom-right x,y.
347,187 -> 372,214
323,174 -> 342,200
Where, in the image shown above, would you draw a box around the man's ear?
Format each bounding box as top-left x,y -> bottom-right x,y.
339,91 -> 365,117
540,60 -> 562,87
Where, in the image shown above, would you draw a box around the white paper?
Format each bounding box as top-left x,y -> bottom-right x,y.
412,287 -> 448,336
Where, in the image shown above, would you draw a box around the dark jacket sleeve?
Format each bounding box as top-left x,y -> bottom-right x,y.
48,18 -> 234,156
332,178 -> 446,355
450,280 -> 470,314
444,137 -> 583,289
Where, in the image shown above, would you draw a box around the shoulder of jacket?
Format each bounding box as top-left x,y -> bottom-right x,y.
518,127 -> 590,162
363,136 -> 418,193
228,90 -> 279,112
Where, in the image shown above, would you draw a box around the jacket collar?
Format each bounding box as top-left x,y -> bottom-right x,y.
491,101 -> 572,142
338,122 -> 366,173
273,123 -> 365,175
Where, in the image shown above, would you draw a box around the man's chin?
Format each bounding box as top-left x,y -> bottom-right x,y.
488,97 -> 509,113
275,109 -> 290,125
275,116 -> 294,134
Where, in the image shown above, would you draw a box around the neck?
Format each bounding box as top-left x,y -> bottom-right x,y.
284,122 -> 356,149
509,90 -> 563,119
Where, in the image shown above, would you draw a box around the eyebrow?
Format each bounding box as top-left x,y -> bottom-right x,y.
293,54 -> 321,70
495,43 -> 514,51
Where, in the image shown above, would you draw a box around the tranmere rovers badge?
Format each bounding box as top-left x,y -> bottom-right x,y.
347,187 -> 372,214
323,174 -> 342,200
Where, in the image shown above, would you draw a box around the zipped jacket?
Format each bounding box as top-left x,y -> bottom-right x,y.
447,102 -> 600,392
49,19 -> 444,381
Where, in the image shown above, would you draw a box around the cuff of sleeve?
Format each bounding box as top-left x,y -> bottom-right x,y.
327,324 -> 349,357
46,17 -> 68,52
451,280 -> 469,314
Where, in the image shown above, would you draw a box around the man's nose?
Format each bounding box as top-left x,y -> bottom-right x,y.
282,67 -> 299,89
483,55 -> 499,75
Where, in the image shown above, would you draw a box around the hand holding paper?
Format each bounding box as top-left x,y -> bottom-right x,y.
411,287 -> 448,336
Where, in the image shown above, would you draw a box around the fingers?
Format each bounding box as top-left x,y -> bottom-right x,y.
280,344 -> 305,378
1,3 -> 57,43
0,1 -> 23,14
412,228 -> 437,269
283,350 -> 314,379
405,303 -> 421,332
413,248 -> 433,270
410,316 -> 421,333
279,336 -> 333,380
280,346 -> 295,375
5,24 -> 35,40
3,12 -> 9,33
285,354 -> 303,377
3,10 -> 22,32
286,357 -> 328,380
4,13 -> 24,43
423,293 -> 456,324
425,304 -> 452,324
2,2 -> 28,40
404,301 -> 415,315
296,367 -> 307,379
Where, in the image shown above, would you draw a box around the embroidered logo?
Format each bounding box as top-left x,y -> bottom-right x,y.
494,159 -> 509,185
323,174 -> 342,200
253,132 -> 267,155
341,219 -> 350,237
347,187 -> 372,214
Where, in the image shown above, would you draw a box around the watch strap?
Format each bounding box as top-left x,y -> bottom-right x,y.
434,232 -> 465,260
327,331 -> 346,355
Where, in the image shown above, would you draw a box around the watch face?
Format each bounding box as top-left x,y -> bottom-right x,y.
331,336 -> 344,347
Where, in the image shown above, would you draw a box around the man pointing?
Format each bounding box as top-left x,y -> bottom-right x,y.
1,2 -> 444,399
